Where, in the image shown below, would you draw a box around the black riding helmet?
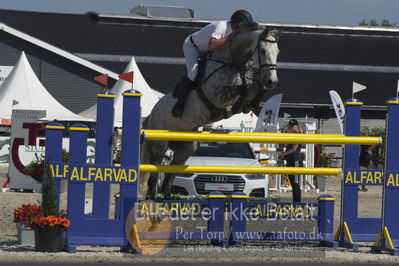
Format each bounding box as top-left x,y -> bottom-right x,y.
288,119 -> 299,127
230,10 -> 253,24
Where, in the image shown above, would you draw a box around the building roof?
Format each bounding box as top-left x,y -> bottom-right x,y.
0,9 -> 398,108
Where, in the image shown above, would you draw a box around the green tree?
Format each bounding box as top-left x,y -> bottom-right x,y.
381,19 -> 396,27
359,19 -> 396,27
362,126 -> 386,169
42,158 -> 58,216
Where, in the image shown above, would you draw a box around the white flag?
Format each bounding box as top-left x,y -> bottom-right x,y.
254,93 -> 283,131
283,112 -> 291,119
329,90 -> 345,134
353,82 -> 367,95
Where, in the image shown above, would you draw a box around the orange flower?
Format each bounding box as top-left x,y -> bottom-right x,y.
28,215 -> 70,230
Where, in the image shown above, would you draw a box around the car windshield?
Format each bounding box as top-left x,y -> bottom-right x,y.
192,141 -> 255,159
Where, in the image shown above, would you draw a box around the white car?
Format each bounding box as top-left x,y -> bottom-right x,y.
172,141 -> 268,197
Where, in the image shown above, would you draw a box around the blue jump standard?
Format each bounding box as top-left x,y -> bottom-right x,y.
337,99 -> 382,250
46,91 -> 226,253
371,98 -> 399,255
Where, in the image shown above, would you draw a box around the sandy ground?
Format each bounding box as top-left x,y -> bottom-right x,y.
1,165 -> 399,264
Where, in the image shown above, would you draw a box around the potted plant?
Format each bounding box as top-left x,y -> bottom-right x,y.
24,157 -> 44,183
25,150 -> 69,184
13,203 -> 43,246
29,160 -> 70,252
29,215 -> 70,252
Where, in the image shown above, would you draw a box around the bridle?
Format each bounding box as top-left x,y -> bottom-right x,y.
254,34 -> 278,72
248,34 -> 278,88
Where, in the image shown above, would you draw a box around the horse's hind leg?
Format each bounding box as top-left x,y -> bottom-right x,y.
141,139 -> 169,199
161,141 -> 197,199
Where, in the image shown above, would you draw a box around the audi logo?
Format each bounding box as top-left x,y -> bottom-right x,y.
211,176 -> 229,182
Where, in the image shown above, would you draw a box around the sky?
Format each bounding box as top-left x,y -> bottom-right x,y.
0,0 -> 398,27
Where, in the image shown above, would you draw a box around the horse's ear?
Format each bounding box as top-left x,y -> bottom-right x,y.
271,29 -> 282,41
260,28 -> 270,39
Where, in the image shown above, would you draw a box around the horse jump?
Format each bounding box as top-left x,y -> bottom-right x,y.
44,91 -> 399,255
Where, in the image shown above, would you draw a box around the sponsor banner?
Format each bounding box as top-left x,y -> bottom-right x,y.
0,66 -> 13,86
329,90 -> 345,134
255,93 -> 283,131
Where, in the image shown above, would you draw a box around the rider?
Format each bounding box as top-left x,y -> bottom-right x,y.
171,10 -> 253,118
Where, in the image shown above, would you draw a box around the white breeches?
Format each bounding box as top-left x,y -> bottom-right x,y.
183,36 -> 202,81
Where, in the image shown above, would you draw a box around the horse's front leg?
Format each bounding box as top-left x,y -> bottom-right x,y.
245,86 -> 266,112
161,141 -> 197,199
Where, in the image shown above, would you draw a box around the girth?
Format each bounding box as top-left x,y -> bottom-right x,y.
195,85 -> 226,120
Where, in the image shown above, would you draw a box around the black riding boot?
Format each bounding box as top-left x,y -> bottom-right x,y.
171,76 -> 193,118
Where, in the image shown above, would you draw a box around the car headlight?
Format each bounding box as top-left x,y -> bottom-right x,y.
176,173 -> 194,178
245,174 -> 265,179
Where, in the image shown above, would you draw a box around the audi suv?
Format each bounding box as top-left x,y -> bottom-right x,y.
172,141 -> 268,197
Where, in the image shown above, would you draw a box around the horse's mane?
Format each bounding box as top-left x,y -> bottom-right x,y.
238,21 -> 262,32
223,21 -> 263,66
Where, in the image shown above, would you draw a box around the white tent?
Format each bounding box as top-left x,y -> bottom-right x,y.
210,112 -> 258,131
0,51 -> 88,121
79,57 -> 160,125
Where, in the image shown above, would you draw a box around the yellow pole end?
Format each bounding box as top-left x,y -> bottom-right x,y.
334,225 -> 342,241
383,226 -> 395,250
373,232 -> 382,247
132,224 -> 141,249
343,222 -> 353,244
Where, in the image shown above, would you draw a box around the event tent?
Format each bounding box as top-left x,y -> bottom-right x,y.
0,51 -> 88,122
79,57 -> 160,125
210,112 -> 258,131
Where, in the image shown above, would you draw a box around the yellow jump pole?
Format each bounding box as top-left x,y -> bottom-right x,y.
142,131 -> 382,145
139,164 -> 341,176
142,129 -> 343,138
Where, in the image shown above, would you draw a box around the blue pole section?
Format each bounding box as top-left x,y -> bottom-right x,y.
340,99 -> 361,247
67,124 -> 89,253
229,192 -> 248,246
93,93 -> 115,218
44,122 -> 64,210
381,98 -> 399,251
120,90 -> 142,246
207,192 -> 226,246
121,90 -> 141,170
318,195 -> 337,247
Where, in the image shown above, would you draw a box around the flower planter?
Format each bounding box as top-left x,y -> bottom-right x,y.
16,221 -> 35,246
34,228 -> 65,252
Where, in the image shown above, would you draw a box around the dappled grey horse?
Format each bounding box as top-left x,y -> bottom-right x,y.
140,22 -> 281,199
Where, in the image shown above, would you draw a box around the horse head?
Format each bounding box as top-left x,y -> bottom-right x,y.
229,24 -> 280,90
254,28 -> 281,90
228,21 -> 263,67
